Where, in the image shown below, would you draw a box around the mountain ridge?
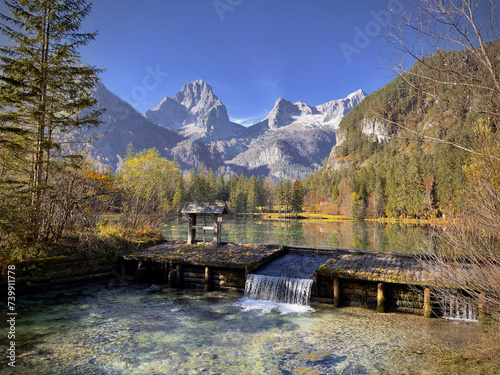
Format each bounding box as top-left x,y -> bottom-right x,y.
88,79 -> 366,179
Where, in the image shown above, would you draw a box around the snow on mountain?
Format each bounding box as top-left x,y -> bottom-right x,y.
145,80 -> 245,141
250,89 -> 367,132
90,80 -> 367,180
316,89 -> 366,127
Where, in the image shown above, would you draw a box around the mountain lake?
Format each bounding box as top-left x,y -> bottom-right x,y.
3,216 -> 479,374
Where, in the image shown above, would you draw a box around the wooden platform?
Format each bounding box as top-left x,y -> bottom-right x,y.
283,246 -> 430,284
314,250 -> 428,286
122,240 -> 284,272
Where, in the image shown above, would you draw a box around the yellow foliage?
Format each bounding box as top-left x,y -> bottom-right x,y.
117,149 -> 182,230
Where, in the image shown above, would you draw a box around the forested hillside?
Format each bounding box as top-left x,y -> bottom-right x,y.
303,40 -> 499,219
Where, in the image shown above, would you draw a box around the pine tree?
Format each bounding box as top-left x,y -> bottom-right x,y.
229,173 -> 247,214
405,152 -> 425,217
246,175 -> 259,214
0,0 -> 103,244
207,168 -> 217,202
291,178 -> 304,214
190,167 -> 209,203
172,178 -> 185,214
215,173 -> 227,202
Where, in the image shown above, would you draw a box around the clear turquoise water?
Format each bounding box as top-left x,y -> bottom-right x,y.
2,284 -> 478,375
163,216 -> 441,254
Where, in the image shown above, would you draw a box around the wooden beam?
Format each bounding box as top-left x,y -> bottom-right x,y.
204,266 -> 213,292
214,214 -> 222,244
377,283 -> 386,313
188,214 -> 196,244
424,288 -> 432,318
333,278 -> 341,307
192,226 -> 215,231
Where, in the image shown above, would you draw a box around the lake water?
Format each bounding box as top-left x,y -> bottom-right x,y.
163,215 -> 441,254
2,284 -> 479,375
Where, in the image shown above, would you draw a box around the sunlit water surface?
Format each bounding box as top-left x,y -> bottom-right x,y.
163,216 -> 443,254
3,284 -> 479,375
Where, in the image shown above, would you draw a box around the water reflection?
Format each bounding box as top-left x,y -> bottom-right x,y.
1,284 -> 478,375
163,216 -> 441,254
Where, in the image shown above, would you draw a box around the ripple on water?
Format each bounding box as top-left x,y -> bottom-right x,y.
1,284 -> 479,375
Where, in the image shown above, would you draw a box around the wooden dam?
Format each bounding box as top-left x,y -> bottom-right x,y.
117,240 -> 477,320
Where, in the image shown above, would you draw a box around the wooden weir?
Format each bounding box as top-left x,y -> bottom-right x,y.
118,242 -> 481,319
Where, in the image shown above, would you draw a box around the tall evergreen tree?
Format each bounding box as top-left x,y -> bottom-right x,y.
172,177 -> 185,214
246,175 -> 259,214
291,178 -> 304,213
207,168 -> 217,202
214,173 -> 227,202
405,153 -> 425,217
0,0 -> 103,244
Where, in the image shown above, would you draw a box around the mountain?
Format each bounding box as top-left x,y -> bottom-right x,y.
87,79 -> 365,179
85,81 -> 226,172
249,89 -> 366,133
228,128 -> 337,179
145,80 -> 246,141
224,90 -> 367,179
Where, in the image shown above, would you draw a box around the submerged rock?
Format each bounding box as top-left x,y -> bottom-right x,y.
341,363 -> 368,375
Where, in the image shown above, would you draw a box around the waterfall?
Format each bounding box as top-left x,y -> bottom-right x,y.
442,296 -> 478,322
241,253 -> 330,308
245,274 -> 314,306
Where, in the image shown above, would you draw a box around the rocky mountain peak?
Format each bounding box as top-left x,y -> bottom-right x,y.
264,98 -> 302,129
346,89 -> 367,103
145,80 -> 244,141
173,80 -> 218,118
252,89 -> 367,132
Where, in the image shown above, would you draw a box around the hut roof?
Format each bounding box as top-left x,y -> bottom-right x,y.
181,202 -> 229,215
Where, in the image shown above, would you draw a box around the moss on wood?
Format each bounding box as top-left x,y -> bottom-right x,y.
121,240 -> 284,270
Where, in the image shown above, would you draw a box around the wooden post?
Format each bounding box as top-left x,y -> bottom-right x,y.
377,283 -> 386,313
424,288 -> 432,318
176,264 -> 183,289
333,278 -> 341,307
213,214 -> 222,244
188,214 -> 196,244
204,266 -> 213,292
478,292 -> 486,324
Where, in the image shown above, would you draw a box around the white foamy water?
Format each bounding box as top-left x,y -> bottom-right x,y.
244,274 -> 314,305
234,297 -> 315,314
442,296 -> 479,322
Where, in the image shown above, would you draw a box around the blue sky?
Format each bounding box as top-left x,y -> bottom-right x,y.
1,0 -> 404,125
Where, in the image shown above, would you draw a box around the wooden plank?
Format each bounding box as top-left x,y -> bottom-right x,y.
357,254 -> 375,275
192,226 -> 215,231
333,278 -> 341,307
377,283 -> 386,313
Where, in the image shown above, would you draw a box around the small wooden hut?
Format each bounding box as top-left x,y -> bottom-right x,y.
180,202 -> 229,244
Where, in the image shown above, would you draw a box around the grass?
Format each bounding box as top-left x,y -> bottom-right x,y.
429,329 -> 500,375
0,220 -> 165,264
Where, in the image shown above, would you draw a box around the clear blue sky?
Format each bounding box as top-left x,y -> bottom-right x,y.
1,0 -> 404,125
